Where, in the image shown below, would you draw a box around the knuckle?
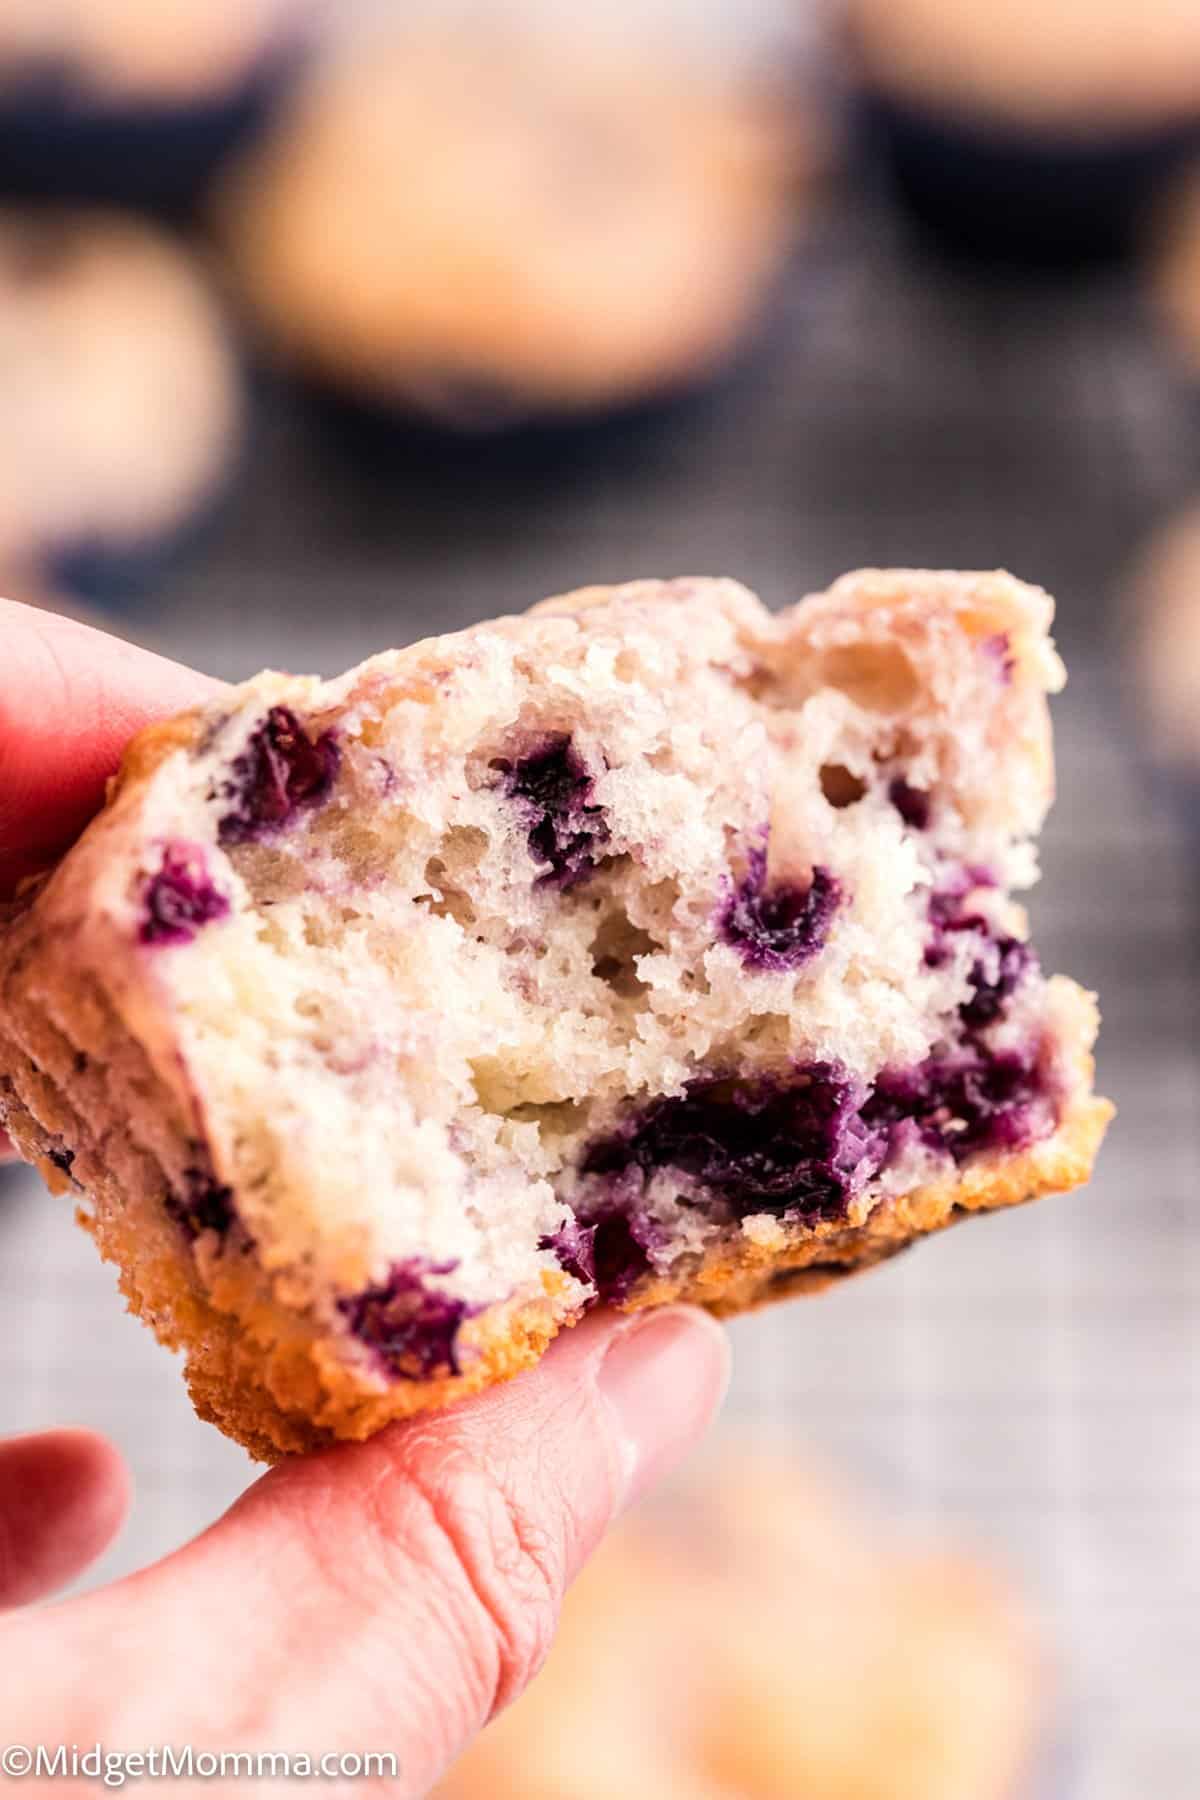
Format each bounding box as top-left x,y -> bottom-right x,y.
398,1439 -> 565,1712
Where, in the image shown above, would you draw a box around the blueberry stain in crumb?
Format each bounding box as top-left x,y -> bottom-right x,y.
582,1066 -> 878,1229
140,843 -> 230,945
165,1167 -> 235,1238
888,777 -> 931,830
863,1045 -> 1047,1161
340,1259 -> 473,1378
498,735 -> 609,889
542,1207 -> 668,1305
721,848 -> 841,971
217,706 -> 339,845
924,875 -> 1037,1029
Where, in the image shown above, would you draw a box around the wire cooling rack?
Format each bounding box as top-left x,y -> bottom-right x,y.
2,184 -> 1197,1798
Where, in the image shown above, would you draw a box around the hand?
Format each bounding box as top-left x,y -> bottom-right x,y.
0,599 -> 220,1163
0,599 -> 729,1792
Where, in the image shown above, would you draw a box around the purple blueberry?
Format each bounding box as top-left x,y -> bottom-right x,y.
721,850 -> 841,972
983,633 -> 1016,683
140,843 -> 230,945
582,1065 -> 879,1226
217,706 -> 340,845
541,1216 -> 599,1285
924,875 -> 1036,1026
864,1046 -> 1045,1161
497,735 -> 608,888
542,1207 -> 666,1305
165,1167 -> 235,1238
926,867 -> 993,931
960,935 -> 1035,1029
339,1259 -> 473,1379
571,1039 -> 1054,1258
586,1211 -> 663,1303
889,777 -> 931,830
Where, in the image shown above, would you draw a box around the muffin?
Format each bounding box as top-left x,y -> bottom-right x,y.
1150,170 -> 1200,380
0,0 -> 319,211
0,209 -> 242,603
849,0 -> 1200,265
1128,506 -> 1200,784
0,571 -> 1110,1458
216,16 -> 803,438
436,1456 -> 1045,1800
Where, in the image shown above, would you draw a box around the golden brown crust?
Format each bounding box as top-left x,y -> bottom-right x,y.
108,706 -> 208,794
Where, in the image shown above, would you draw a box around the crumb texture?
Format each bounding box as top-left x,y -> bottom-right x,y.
0,569 -> 1110,1455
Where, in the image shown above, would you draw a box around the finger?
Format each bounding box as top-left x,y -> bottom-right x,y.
7,1308 -> 728,1789
0,1430 -> 131,1608
0,1129 -> 13,1161
0,597 -> 223,897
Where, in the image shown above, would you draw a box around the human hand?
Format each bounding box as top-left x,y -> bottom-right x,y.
0,600 -> 729,1793
0,599 -> 220,1163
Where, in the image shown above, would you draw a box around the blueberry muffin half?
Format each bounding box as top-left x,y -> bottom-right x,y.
0,571 -> 1111,1458
0,0 -> 319,210
850,0 -> 1200,265
216,17 -> 803,433
436,1456 -> 1044,1800
0,209 -> 242,603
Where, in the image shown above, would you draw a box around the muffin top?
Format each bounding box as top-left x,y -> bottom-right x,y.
0,210 -> 240,579
0,0 -> 319,105
218,15 -> 805,415
850,0 -> 1200,134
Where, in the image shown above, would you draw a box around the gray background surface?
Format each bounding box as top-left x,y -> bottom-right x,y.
2,185 -> 1197,1797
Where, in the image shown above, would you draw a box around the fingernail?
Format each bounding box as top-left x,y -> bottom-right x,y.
597,1306 -> 730,1512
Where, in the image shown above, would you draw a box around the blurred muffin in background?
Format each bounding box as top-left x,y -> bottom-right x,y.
216,14 -> 808,439
1152,171 -> 1200,382
0,0 -> 321,211
0,210 -> 242,605
436,1457 -> 1044,1800
848,0 -> 1200,266
1128,505 -> 1200,781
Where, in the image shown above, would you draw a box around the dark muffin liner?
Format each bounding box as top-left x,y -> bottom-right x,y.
1145,765 -> 1200,905
44,510 -> 222,611
293,286 -> 790,489
0,51 -> 300,213
35,390 -> 250,614
858,89 -> 1200,268
303,375 -> 736,482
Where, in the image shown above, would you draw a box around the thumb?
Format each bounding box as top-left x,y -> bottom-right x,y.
0,1430 -> 130,1608
5,1307 -> 728,1795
